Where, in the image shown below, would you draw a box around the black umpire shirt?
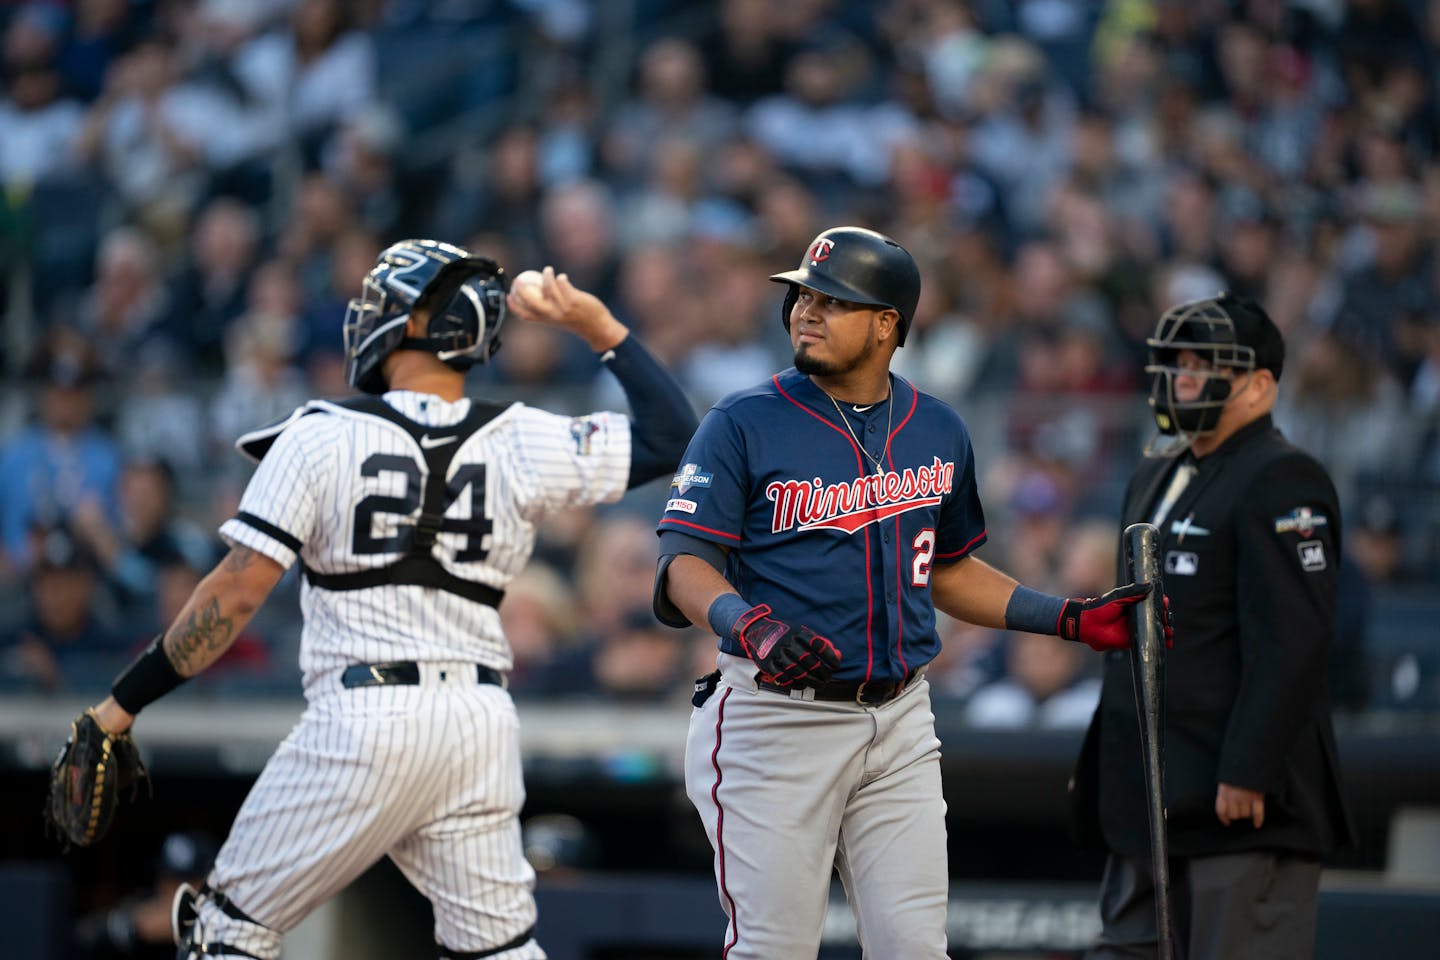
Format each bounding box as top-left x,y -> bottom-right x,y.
1070,415 -> 1356,860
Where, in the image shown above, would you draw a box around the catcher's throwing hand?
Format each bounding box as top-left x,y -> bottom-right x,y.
1059,581 -> 1174,652
733,604 -> 842,689
505,266 -> 629,352
46,707 -> 149,849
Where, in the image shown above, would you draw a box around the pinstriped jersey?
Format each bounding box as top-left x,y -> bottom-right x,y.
219,390 -> 630,691
658,369 -> 987,684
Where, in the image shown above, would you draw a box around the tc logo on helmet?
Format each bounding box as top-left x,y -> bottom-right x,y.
808,238 -> 834,263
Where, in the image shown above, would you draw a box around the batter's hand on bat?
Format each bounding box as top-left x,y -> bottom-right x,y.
1059,581 -> 1172,652
732,604 -> 841,689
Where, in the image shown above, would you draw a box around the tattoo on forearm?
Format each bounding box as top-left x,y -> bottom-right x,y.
164,597 -> 236,675
222,545 -> 258,573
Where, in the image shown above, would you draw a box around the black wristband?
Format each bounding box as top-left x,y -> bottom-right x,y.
707,593 -> 755,640
1004,584 -> 1068,637
111,635 -> 188,714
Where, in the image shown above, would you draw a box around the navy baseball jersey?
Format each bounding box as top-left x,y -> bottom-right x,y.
658,368 -> 987,683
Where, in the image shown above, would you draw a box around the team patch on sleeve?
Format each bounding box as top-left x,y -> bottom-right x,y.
665,498 -> 698,514
569,416 -> 603,455
1297,540 -> 1327,571
1273,506 -> 1329,536
671,462 -> 713,495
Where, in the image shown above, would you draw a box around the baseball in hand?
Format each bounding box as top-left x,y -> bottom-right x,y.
512,269 -> 544,296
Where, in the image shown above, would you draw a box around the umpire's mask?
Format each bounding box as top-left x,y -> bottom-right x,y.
1144,293 -> 1282,456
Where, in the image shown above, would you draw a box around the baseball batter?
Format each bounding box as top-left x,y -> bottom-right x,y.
83,240 -> 697,959
653,226 -> 1155,959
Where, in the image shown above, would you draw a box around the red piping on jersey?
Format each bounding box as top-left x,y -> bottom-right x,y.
937,528 -> 988,560
711,687 -> 739,958
887,384 -> 919,675
659,517 -> 742,541
773,374 -> 876,680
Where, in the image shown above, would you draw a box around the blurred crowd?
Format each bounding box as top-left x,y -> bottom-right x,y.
2,0 -> 1439,718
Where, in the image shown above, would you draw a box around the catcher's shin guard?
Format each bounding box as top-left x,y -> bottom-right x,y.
172,882 -> 269,959
172,882 -> 198,945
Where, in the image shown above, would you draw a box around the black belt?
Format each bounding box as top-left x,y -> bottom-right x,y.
341,661 -> 504,689
759,670 -> 919,705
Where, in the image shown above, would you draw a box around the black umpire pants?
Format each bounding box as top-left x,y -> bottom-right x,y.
1086,850 -> 1322,960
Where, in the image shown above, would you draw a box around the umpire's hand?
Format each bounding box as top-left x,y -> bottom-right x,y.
1059,582 -> 1175,652
732,604 -> 841,689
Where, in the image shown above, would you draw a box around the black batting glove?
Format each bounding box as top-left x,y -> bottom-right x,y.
1058,581 -> 1171,652
732,603 -> 841,689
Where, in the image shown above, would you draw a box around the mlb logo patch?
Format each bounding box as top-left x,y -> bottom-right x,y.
1165,551 -> 1199,576
1298,540 -> 1326,572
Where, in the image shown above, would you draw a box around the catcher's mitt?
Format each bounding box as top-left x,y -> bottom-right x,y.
45,709 -> 149,848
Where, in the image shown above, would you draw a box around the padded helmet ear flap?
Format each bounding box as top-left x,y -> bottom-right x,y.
399,255 -> 509,368
779,285 -> 800,333
412,255 -> 504,322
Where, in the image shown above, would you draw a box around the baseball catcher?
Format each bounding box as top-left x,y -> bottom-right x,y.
43,238 -> 697,959
45,707 -> 150,848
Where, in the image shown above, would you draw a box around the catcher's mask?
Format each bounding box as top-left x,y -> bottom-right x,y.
344,239 -> 509,395
769,226 -> 921,346
1144,293 -> 1282,455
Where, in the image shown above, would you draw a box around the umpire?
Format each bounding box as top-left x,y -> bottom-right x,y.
1071,293 -> 1355,959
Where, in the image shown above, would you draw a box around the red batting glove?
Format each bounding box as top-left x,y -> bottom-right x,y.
1058,582 -> 1160,652
733,604 -> 842,689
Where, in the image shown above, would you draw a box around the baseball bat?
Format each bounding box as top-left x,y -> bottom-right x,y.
1124,521 -> 1175,960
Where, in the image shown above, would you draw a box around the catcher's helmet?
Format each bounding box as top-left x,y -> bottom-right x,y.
769,226 -> 921,346
343,239 -> 509,394
1145,292 -> 1283,452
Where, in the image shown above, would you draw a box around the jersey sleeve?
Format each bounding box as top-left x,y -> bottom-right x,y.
933,417 -> 987,563
656,406 -> 748,546
510,407 -> 631,518
218,414 -> 326,569
1218,452 -> 1339,791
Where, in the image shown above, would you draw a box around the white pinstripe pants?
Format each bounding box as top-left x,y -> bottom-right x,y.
200,677 -> 545,958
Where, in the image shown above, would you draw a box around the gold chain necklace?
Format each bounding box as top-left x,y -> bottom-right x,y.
825,386 -> 893,476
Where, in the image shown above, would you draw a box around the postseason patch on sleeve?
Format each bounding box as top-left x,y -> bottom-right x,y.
671,462 -> 713,495
1273,506 -> 1329,537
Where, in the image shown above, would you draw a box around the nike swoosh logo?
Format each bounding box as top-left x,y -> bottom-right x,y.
420,434 -> 457,449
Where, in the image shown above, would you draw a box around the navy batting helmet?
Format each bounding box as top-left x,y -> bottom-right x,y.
769,226 -> 921,346
343,239 -> 509,394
